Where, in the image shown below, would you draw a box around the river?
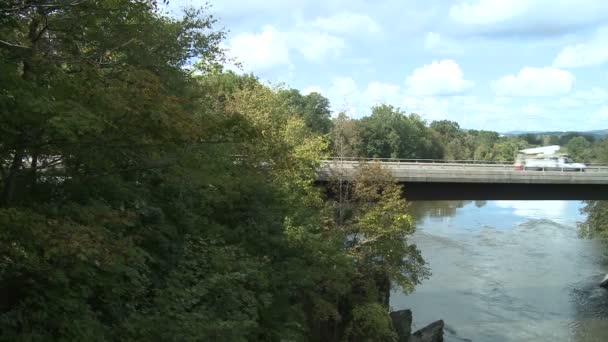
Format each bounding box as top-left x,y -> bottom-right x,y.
391,200 -> 608,342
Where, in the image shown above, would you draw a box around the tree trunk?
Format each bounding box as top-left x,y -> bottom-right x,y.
1,149 -> 24,206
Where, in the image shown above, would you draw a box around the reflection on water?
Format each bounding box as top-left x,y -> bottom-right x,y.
393,201 -> 608,342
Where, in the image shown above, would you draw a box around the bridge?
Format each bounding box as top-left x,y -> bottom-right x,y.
317,158 -> 608,200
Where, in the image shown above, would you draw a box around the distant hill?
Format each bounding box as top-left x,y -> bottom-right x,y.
503,129 -> 608,137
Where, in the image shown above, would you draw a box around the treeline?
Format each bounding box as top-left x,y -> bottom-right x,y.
0,2 -> 426,341
330,109 -> 608,163
331,109 -> 529,161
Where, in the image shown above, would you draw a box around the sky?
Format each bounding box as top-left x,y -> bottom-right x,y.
168,0 -> 608,132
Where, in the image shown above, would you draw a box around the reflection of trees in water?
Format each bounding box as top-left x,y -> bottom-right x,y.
409,200 -> 486,221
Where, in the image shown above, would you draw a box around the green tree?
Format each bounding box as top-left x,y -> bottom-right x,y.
332,112 -> 362,158
324,162 -> 429,341
430,120 -> 460,139
1,3 -> 437,340
359,105 -> 441,159
566,136 -> 593,162
278,89 -> 333,135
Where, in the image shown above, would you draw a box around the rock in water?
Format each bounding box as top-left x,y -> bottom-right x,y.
390,309 -> 412,342
410,320 -> 444,342
601,274 -> 608,288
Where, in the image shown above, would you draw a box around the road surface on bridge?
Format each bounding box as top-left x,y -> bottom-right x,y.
318,159 -> 608,185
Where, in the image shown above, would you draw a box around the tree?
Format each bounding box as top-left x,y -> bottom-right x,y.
325,162 -> 429,341
566,136 -> 593,162
430,120 -> 460,139
278,89 -> 333,135
358,105 -> 441,159
332,112 -> 362,158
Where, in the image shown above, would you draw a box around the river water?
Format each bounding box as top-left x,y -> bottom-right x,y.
391,201 -> 608,342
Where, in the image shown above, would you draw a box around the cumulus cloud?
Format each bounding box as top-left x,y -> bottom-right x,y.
557,87 -> 608,108
449,0 -> 608,37
574,87 -> 608,103
327,76 -> 361,113
310,12 -> 380,34
224,23 -> 346,70
224,25 -> 290,70
450,0 -> 531,25
405,60 -> 474,96
492,67 -> 575,96
293,31 -> 345,61
319,76 -> 506,127
553,27 -> 608,68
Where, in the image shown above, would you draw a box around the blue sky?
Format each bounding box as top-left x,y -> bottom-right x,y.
170,0 -> 608,132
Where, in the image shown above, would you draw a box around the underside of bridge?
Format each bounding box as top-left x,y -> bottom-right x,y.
400,182 -> 608,200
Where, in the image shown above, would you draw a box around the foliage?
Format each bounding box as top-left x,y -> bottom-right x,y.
343,303 -> 397,342
579,201 -> 608,241
278,89 -> 333,135
565,136 -> 593,162
358,105 -> 441,159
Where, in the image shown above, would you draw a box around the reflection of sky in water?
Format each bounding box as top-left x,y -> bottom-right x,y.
415,201 -> 585,234
493,201 -> 584,225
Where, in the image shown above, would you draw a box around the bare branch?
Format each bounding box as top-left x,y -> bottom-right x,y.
0,39 -> 30,50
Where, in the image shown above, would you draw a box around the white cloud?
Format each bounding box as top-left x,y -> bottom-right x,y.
302,85 -> 323,95
293,31 -> 345,61
225,25 -> 290,70
405,60 -> 474,96
449,0 -> 608,37
557,97 -> 581,108
492,67 -> 575,97
553,27 -> 608,68
310,12 -> 380,34
553,44 -> 608,68
424,32 -> 463,55
327,76 -> 361,114
322,76 -> 508,127
574,87 -> 608,104
557,87 -> 608,108
361,81 -> 402,106
522,104 -> 545,116
450,0 -> 531,25
224,23 -> 346,70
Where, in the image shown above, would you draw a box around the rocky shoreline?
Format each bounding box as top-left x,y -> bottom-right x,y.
390,309 -> 444,342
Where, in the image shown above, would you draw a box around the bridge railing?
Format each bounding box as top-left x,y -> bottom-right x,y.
325,157 -> 515,164
322,157 -> 608,173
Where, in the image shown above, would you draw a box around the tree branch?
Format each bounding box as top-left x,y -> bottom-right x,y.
0,39 -> 31,50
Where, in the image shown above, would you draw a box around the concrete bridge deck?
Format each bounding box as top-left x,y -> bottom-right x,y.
317,159 -> 608,200
318,159 -> 608,184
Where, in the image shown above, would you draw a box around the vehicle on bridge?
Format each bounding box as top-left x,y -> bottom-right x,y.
513,145 -> 586,171
514,155 -> 586,171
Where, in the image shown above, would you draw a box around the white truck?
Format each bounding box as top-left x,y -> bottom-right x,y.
515,155 -> 586,171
